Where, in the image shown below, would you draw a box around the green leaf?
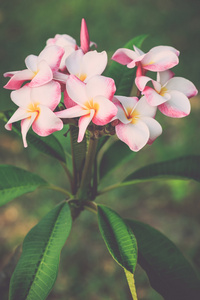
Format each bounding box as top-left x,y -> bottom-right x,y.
99,140 -> 136,180
4,111 -> 66,163
98,205 -> 137,273
9,201 -> 72,300
0,165 -> 48,206
123,155 -> 200,185
98,205 -> 138,299
106,34 -> 148,96
126,219 -> 200,300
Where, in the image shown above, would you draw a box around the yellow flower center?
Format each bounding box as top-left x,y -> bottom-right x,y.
159,87 -> 168,96
126,107 -> 140,124
78,73 -> 87,82
27,102 -> 40,118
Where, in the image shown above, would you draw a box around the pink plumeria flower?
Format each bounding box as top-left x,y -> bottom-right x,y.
63,49 -> 108,108
4,45 -> 64,90
113,95 -> 162,151
112,45 -> 179,77
56,75 -> 117,142
80,18 -> 97,53
136,70 -> 198,118
46,34 -> 77,71
5,81 -> 63,147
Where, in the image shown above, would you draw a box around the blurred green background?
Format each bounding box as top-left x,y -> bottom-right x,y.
0,0 -> 200,299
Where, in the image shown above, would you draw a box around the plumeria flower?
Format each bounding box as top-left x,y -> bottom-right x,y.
46,34 -> 77,71
112,45 -> 179,77
5,81 -> 63,147
113,95 -> 162,151
136,70 -> 198,118
63,49 -> 108,108
4,45 -> 64,90
55,75 -> 117,142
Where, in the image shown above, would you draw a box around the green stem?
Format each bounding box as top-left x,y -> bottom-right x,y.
98,182 -> 123,195
77,136 -> 98,200
60,162 -> 73,192
46,184 -> 73,198
83,200 -> 98,214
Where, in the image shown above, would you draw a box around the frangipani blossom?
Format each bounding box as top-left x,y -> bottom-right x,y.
46,34 -> 77,71
136,70 -> 198,118
112,45 -> 179,76
5,82 -> 63,147
4,45 -> 64,90
113,95 -> 162,151
63,49 -> 108,108
56,75 -> 117,142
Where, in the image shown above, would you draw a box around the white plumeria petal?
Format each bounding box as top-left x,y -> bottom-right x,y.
21,113 -> 37,147
38,45 -> 64,72
10,85 -> 32,109
115,120 -> 150,152
86,75 -> 116,101
133,46 -> 145,56
114,95 -> 138,113
46,34 -> 76,48
112,48 -> 138,65
32,105 -> 63,136
114,104 -> 131,124
66,49 -> 84,77
25,55 -> 38,72
78,110 -> 95,142
63,89 -> 77,108
92,96 -> 118,125
80,50 -> 107,82
55,105 -> 89,118
158,90 -> 191,118
140,116 -> 162,144
141,46 -> 179,71
60,46 -> 76,71
66,75 -> 88,108
3,69 -> 33,90
5,108 -> 31,130
31,81 -> 61,110
4,71 -> 18,78
165,77 -> 198,98
157,70 -> 174,86
29,60 -> 53,87
135,96 -> 157,117
143,86 -> 170,106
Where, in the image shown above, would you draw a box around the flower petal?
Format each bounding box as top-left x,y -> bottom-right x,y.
114,95 -> 138,114
140,116 -> 162,144
21,113 -> 37,147
80,50 -> 107,82
142,46 -> 179,71
143,86 -> 169,106
10,85 -> 32,108
165,77 -> 198,98
66,49 -> 84,77
66,75 -> 88,107
38,45 -> 64,72
4,69 -> 33,90
157,70 -> 174,86
31,81 -> 61,110
158,90 -> 191,118
78,110 -> 95,142
80,18 -> 90,53
86,75 -> 116,100
115,120 -> 150,152
32,105 -> 63,136
92,96 -> 118,125
29,60 -> 53,87
25,55 -> 38,72
5,107 -> 31,130
55,105 -> 89,118
135,96 -> 157,117
111,48 -> 138,65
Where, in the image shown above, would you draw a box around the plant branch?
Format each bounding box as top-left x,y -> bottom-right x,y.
46,184 -> 73,198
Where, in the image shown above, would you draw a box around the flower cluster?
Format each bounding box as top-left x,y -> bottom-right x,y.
4,19 -> 198,151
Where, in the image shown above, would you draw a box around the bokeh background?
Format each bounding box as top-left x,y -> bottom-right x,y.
0,0 -> 200,299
